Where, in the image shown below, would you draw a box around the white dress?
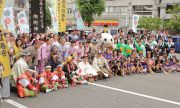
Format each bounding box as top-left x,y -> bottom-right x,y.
78,61 -> 98,76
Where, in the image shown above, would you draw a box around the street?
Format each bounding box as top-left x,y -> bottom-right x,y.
1,53 -> 180,108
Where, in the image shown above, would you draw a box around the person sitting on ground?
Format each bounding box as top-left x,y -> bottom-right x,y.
16,69 -> 39,98
63,55 -> 88,86
38,66 -> 55,93
78,54 -> 98,80
51,64 -> 68,88
92,50 -> 113,78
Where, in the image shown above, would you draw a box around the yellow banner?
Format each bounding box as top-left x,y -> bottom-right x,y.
0,35 -> 11,77
0,0 -> 5,29
57,0 -> 67,32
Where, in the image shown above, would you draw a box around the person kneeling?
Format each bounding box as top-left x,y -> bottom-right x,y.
16,69 -> 39,98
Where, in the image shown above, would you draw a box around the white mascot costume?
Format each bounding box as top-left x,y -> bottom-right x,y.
97,33 -> 114,49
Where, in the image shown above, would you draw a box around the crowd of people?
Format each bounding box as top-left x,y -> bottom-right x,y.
0,28 -> 179,98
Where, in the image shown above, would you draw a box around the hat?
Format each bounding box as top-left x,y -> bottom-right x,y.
21,51 -> 31,56
45,66 -> 51,69
57,64 -> 64,68
71,53 -> 76,58
27,69 -> 36,73
65,56 -> 73,63
97,50 -> 103,54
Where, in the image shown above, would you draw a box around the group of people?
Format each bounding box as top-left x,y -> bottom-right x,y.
0,28 -> 179,98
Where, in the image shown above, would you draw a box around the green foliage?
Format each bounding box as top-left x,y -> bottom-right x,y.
164,5 -> 180,34
45,2 -> 51,28
78,0 -> 105,27
138,16 -> 162,31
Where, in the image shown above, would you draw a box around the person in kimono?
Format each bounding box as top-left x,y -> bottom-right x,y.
92,51 -> 113,78
67,40 -> 78,56
11,51 -> 31,88
16,69 -> 39,98
51,64 -> 68,88
59,37 -> 69,62
49,45 -> 61,71
38,66 -> 55,93
38,37 -> 53,73
76,42 -> 85,62
78,54 -> 98,80
63,56 -> 88,86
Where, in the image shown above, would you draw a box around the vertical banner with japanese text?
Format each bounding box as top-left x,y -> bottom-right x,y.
57,0 -> 67,32
73,0 -> 85,30
17,10 -> 29,34
49,7 -> 58,33
0,0 -> 5,19
2,6 -> 16,36
30,0 -> 45,33
132,15 -> 139,33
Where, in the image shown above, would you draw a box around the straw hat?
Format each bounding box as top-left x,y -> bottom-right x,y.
65,56 -> 73,63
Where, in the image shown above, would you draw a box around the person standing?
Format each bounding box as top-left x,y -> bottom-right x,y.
0,31 -> 11,98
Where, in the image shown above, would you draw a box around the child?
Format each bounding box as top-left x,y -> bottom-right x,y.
163,59 -> 172,74
168,49 -> 176,59
135,59 -> 143,74
155,56 -> 163,73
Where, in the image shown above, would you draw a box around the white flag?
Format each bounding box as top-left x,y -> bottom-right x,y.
2,6 -> 16,36
132,15 -> 140,33
49,7 -> 58,33
17,10 -> 29,34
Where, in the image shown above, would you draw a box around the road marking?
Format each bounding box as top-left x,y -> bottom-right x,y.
90,83 -> 180,106
4,99 -> 28,108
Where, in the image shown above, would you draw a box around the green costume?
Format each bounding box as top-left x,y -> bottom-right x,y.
122,44 -> 133,57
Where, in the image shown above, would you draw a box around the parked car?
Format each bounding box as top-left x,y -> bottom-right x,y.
172,36 -> 180,53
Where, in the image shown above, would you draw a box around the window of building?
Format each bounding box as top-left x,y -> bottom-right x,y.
109,6 -> 113,12
166,5 -> 174,14
67,8 -> 73,13
133,5 -> 152,16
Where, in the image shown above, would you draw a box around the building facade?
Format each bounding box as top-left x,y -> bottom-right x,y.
67,0 -> 180,30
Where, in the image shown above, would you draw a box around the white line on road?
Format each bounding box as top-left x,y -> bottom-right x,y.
4,99 -> 28,108
90,83 -> 180,106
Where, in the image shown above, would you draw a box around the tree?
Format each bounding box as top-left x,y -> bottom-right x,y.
164,5 -> 180,34
45,2 -> 51,29
138,16 -> 162,31
78,0 -> 105,27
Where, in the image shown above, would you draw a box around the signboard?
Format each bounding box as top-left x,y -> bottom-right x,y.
30,0 -> 45,33
57,0 -> 67,32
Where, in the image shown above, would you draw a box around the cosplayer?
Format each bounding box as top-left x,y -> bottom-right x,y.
17,69 -> 39,98
93,51 -> 113,78
63,55 -> 88,86
78,54 -> 98,80
51,64 -> 68,88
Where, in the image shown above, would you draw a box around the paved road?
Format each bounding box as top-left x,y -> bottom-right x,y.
1,53 -> 180,108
